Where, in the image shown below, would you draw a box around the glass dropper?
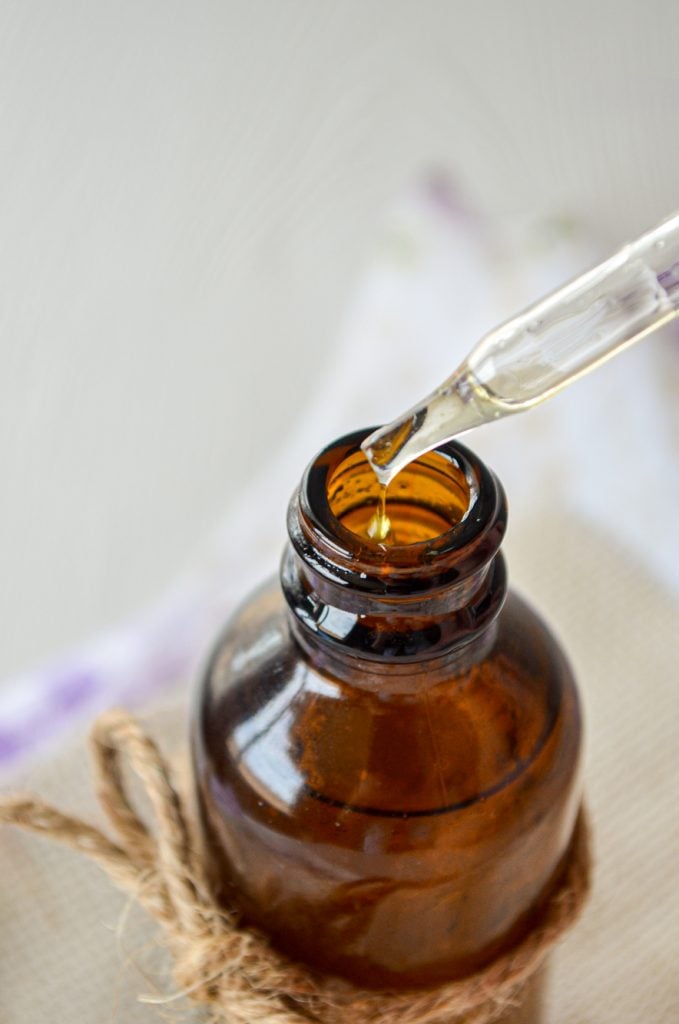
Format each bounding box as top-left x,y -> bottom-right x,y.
362,211 -> 679,487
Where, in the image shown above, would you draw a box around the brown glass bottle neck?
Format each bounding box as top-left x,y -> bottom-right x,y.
281,431 -> 508,678
281,547 -> 505,688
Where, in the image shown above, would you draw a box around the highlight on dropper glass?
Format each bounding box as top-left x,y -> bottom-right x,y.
326,447 -> 472,546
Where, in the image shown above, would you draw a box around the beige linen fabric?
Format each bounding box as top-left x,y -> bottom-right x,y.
0,511 -> 677,1024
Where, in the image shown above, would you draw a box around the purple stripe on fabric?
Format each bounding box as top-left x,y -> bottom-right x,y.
0,669 -> 102,769
48,670 -> 100,714
0,730 -> 24,759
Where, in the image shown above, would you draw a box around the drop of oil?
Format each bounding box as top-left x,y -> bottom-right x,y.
366,484 -> 392,541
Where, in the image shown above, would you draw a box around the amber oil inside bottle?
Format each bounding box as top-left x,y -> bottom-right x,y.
327,448 -> 471,545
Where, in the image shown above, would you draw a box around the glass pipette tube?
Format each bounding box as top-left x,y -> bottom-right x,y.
363,212 -> 679,486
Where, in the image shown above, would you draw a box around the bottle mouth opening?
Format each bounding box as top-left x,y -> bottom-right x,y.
327,448 -> 474,547
295,429 -> 502,582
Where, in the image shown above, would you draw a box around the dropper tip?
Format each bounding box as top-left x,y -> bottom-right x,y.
361,367 -> 494,485
361,411 -> 425,486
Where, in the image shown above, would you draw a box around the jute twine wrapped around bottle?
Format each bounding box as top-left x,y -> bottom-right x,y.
0,711 -> 591,1024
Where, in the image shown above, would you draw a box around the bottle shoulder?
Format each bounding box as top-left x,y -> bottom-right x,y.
495,589 -> 577,694
195,580 -> 580,819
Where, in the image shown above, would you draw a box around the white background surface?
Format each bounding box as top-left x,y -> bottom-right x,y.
1,0 -> 678,679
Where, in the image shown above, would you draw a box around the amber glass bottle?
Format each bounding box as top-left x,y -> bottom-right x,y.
191,430 -> 582,1022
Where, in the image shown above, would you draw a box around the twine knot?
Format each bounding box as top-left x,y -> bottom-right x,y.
0,710 -> 591,1023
